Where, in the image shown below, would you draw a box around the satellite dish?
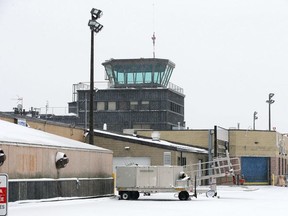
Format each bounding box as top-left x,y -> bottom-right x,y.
17,104 -> 23,110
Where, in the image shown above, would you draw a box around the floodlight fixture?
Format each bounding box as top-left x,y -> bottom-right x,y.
91,8 -> 103,20
88,19 -> 98,27
269,93 -> 274,99
88,20 -> 103,33
254,111 -> 258,120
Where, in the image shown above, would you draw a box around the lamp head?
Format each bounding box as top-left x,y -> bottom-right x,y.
88,20 -> 103,33
91,8 -> 103,20
269,93 -> 274,99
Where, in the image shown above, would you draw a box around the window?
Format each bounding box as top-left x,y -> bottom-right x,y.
130,101 -> 138,110
163,152 -> 171,166
170,102 -> 181,113
108,102 -> 116,110
177,157 -> 187,166
141,101 -> 149,110
119,101 -> 129,110
150,101 -> 159,110
97,102 -> 105,111
133,124 -> 150,129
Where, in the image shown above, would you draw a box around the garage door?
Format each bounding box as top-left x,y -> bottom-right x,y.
113,157 -> 151,172
241,157 -> 269,183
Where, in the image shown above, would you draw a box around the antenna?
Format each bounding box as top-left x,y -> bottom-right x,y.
152,2 -> 156,58
11,96 -> 23,109
152,32 -> 156,58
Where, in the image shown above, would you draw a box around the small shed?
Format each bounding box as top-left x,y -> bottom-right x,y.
0,120 -> 113,201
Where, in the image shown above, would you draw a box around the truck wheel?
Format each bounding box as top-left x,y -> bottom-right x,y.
131,191 -> 140,200
206,190 -> 216,198
178,191 -> 189,200
121,191 -> 130,200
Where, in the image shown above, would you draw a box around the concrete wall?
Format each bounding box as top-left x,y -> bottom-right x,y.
229,130 -> 288,157
138,129 -> 288,160
270,157 -> 287,178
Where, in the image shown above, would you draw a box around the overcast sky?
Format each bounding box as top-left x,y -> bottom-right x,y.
1,0 -> 288,132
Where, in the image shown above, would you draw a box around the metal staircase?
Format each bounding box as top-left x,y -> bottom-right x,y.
183,150 -> 241,197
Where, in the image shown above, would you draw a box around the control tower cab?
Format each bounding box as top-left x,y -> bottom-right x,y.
102,58 -> 176,89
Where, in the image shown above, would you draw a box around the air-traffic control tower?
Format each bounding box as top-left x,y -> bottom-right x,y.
72,58 -> 185,132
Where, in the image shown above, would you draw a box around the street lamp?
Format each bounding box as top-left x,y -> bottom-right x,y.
253,111 -> 258,130
266,93 -> 275,131
88,20 -> 103,33
88,8 -> 103,145
91,8 -> 103,19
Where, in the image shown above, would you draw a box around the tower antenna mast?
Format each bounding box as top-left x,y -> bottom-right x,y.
152,2 -> 156,58
152,32 -> 156,58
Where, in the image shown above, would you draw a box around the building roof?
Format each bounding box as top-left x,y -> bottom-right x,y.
94,129 -> 208,154
0,120 -> 111,153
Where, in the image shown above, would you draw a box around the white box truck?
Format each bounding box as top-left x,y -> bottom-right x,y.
116,165 -> 194,200
116,152 -> 241,200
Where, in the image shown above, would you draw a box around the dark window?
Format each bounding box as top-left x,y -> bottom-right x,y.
130,101 -> 138,110
177,157 -> 186,166
150,101 -> 159,110
141,101 -> 149,110
170,102 -> 181,114
119,101 -> 129,110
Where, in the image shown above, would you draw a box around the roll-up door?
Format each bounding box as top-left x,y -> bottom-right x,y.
241,157 -> 269,183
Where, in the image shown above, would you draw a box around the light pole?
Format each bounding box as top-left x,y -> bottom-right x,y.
253,111 -> 258,130
88,8 -> 103,145
266,93 -> 275,131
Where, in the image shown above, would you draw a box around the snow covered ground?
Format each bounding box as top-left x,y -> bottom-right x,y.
9,186 -> 288,216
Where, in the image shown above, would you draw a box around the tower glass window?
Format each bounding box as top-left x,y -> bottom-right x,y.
103,58 -> 175,88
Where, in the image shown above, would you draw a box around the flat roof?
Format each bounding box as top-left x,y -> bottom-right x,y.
102,58 -> 175,67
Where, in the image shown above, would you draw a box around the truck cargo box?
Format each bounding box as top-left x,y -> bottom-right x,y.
116,166 -> 186,189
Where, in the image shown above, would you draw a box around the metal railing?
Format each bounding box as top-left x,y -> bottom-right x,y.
183,157 -> 241,186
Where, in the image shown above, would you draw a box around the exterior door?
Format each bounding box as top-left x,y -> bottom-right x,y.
241,157 -> 269,183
